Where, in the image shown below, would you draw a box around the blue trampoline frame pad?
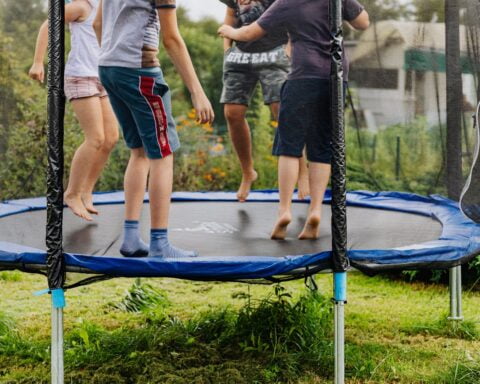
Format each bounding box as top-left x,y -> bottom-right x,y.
0,190 -> 479,281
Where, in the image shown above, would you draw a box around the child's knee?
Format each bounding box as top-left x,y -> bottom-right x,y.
224,105 -> 246,123
86,134 -> 106,151
103,132 -> 119,152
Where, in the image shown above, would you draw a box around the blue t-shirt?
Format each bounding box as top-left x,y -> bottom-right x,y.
257,0 -> 364,80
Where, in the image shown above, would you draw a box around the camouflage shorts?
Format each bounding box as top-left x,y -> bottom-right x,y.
221,45 -> 290,106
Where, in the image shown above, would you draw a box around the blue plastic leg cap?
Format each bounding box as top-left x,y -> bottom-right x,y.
51,289 -> 66,309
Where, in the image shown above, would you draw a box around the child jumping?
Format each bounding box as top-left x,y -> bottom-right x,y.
94,0 -> 214,258
219,0 -> 369,240
219,0 -> 310,202
29,0 -> 119,222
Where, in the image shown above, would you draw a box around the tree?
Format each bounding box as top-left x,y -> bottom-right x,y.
360,0 -> 411,22
413,0 -> 445,22
0,0 -> 46,63
0,35 -> 19,156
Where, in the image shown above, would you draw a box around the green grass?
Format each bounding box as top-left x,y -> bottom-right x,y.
0,273 -> 479,383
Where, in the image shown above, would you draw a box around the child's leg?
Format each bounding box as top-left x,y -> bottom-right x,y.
224,104 -> 258,202
119,147 -> 149,257
271,155 -> 299,240
66,97 -> 108,221
148,155 -> 196,258
81,97 -> 119,214
124,148 -> 149,221
149,155 -> 173,229
270,102 -> 310,200
298,162 -> 331,240
298,154 -> 310,200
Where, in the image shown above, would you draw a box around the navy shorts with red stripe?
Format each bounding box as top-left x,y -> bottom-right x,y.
99,66 -> 180,159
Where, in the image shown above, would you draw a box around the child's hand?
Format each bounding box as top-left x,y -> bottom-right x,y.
218,25 -> 236,40
29,63 -> 45,83
191,92 -> 215,125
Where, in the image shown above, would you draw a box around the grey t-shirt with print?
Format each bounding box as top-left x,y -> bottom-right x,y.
220,0 -> 288,53
258,0 -> 364,80
99,0 -> 176,68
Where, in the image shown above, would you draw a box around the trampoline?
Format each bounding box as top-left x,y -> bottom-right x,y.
3,0 -> 480,383
0,190 -> 479,283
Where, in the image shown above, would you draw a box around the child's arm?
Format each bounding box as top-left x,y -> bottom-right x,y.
93,0 -> 103,46
347,10 -> 370,30
28,1 -> 90,83
223,7 -> 237,52
29,20 -> 49,83
218,22 -> 266,43
158,5 -> 214,124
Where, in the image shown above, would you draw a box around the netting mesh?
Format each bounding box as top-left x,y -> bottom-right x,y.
345,0 -> 479,197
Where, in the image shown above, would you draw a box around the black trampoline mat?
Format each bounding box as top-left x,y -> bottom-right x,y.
0,202 -> 443,257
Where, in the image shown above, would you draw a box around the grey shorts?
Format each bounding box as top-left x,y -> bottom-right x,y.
221,45 -> 290,106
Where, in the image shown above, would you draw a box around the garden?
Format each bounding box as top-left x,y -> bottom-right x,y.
0,1 -> 479,383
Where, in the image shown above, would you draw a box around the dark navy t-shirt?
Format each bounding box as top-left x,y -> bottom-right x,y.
220,0 -> 288,53
258,0 -> 364,80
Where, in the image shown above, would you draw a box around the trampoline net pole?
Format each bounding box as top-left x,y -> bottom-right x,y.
47,0 -> 66,382
334,273 -> 347,384
330,0 -> 348,274
445,0 -> 463,200
46,0 -> 66,288
330,0 -> 347,381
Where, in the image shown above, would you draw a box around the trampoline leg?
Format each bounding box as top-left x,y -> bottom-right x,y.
334,272 -> 347,384
448,266 -> 464,321
307,275 -> 319,291
51,290 -> 65,384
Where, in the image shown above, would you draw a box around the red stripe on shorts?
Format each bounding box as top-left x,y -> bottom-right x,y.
139,76 -> 172,157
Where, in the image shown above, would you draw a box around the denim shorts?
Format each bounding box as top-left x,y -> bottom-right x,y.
99,66 -> 180,159
273,78 -> 346,164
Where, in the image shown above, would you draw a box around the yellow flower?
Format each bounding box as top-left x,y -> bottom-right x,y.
202,123 -> 214,133
270,120 -> 279,128
210,143 -> 225,153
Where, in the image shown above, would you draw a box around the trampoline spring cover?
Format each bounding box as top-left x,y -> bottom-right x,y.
0,190 -> 479,281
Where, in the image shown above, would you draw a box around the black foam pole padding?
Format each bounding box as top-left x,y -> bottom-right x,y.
46,0 -> 66,289
330,0 -> 349,272
445,0 -> 463,201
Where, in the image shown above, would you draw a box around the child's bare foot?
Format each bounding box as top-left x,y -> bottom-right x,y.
298,214 -> 321,240
82,194 -> 99,215
237,170 -> 258,202
297,175 -> 310,200
64,193 -> 93,221
271,211 -> 292,240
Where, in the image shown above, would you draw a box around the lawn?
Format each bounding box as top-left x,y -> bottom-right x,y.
0,270 -> 479,383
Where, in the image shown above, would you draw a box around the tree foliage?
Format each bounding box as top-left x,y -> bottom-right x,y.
360,0 -> 411,21
0,0 -> 46,61
413,0 -> 445,22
